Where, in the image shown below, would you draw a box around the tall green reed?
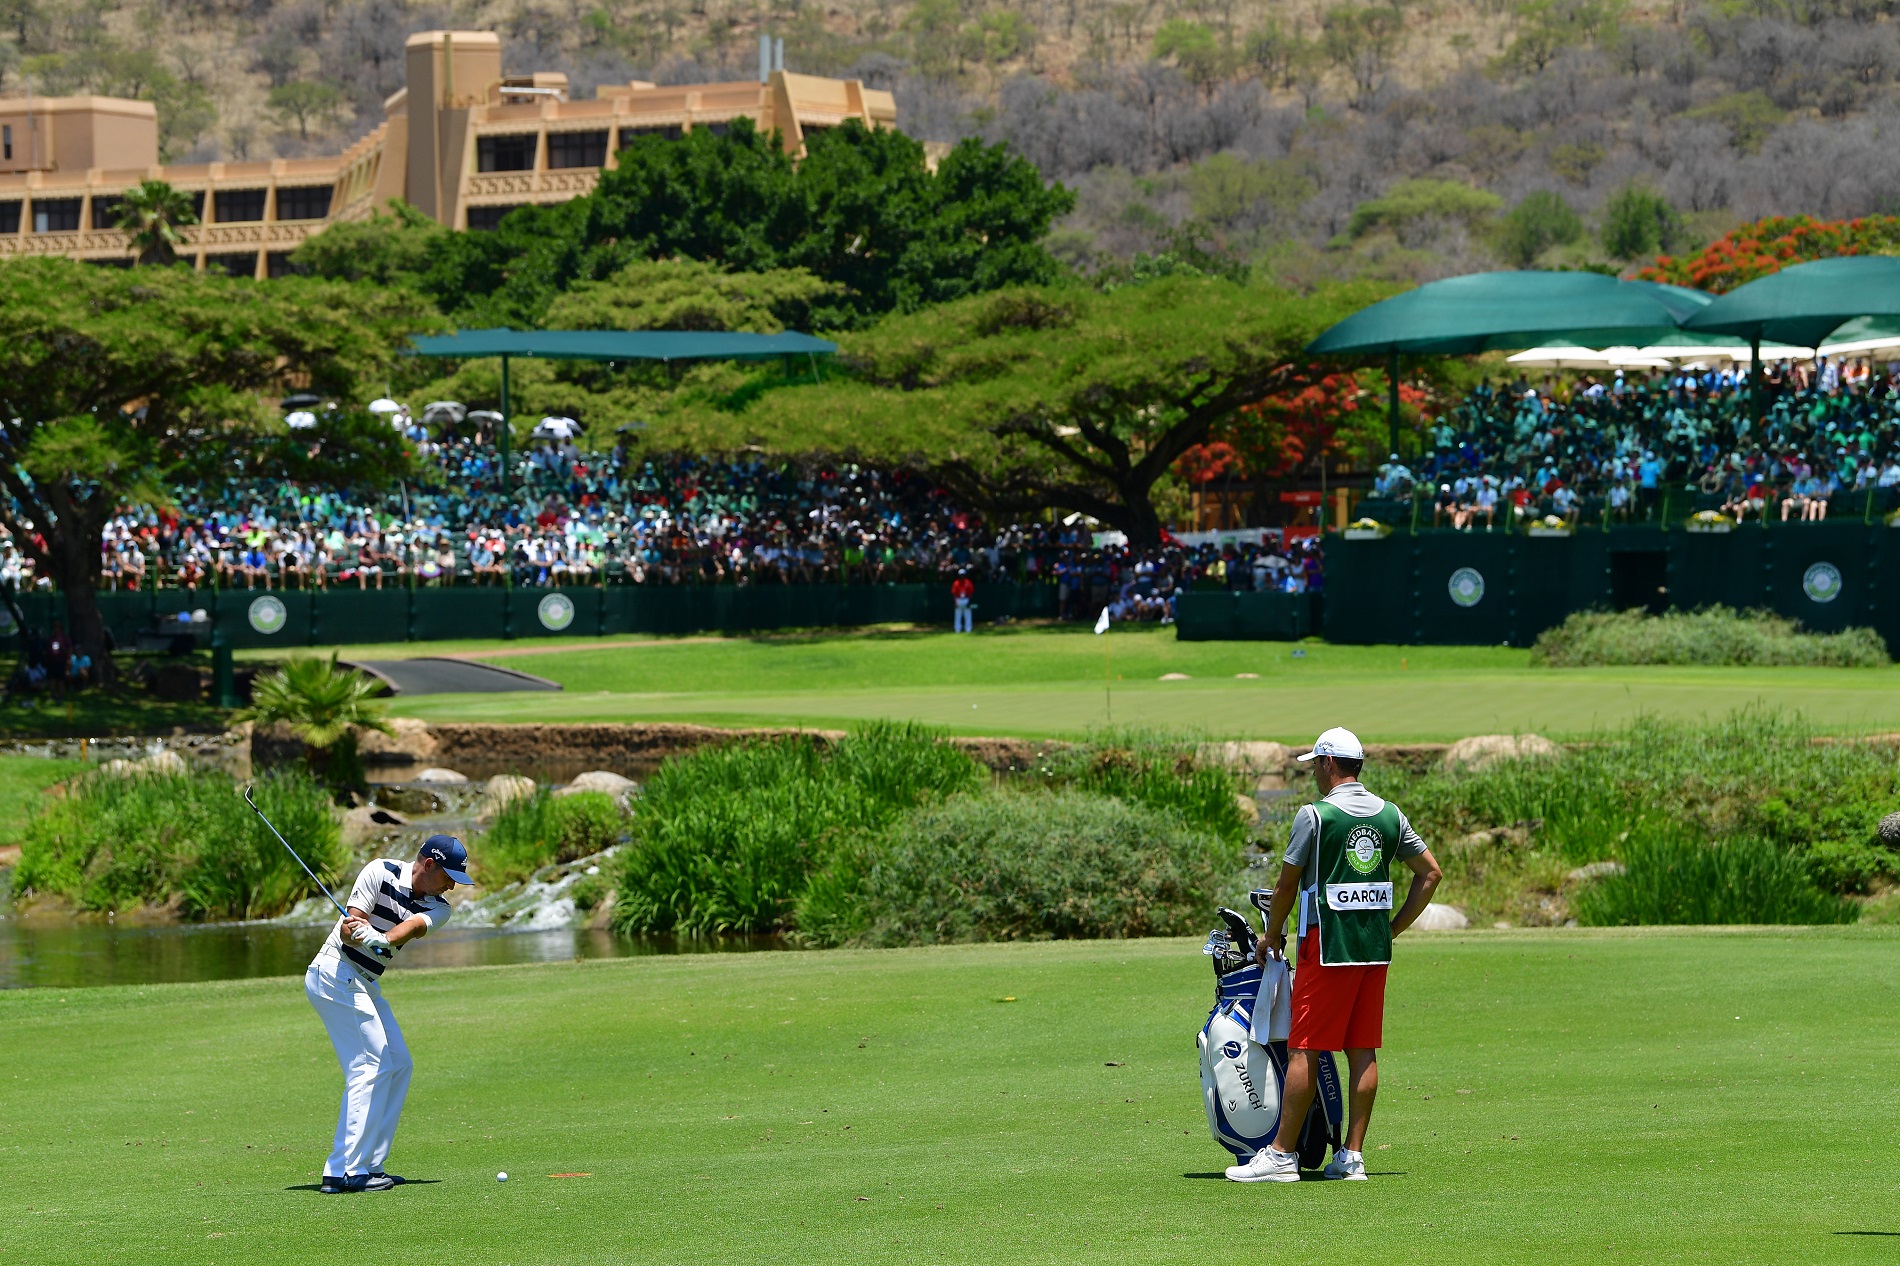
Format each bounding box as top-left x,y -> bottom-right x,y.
1574,824 -> 1857,925
17,767 -> 342,919
479,790 -> 626,885
612,722 -> 985,937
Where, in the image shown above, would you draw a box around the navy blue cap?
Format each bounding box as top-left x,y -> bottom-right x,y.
420,834 -> 472,885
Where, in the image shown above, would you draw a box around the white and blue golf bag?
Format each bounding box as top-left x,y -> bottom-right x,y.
1198,900 -> 1345,1169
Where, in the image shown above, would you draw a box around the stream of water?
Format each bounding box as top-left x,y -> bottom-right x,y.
0,919 -> 776,990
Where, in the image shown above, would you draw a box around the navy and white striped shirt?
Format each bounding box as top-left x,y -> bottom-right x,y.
315,859 -> 452,978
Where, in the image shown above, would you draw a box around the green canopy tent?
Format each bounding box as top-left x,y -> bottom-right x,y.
407,328 -> 840,486
1306,271 -> 1712,454
1683,257 -> 1900,421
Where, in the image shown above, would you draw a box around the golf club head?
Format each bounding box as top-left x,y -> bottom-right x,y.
1217,908 -> 1257,960
1248,888 -> 1275,921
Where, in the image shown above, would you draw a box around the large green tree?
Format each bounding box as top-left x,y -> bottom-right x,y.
665,277 -> 1384,544
0,260 -> 438,672
400,119 -> 1073,330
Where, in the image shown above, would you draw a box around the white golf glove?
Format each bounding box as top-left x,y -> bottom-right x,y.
354,925 -> 394,955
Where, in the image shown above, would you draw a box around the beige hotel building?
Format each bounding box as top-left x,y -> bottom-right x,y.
0,30 -> 896,279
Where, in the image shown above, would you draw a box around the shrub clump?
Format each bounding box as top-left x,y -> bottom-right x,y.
841,791 -> 1245,948
1530,607 -> 1889,668
16,768 -> 341,920
479,790 -> 626,885
611,723 -> 986,937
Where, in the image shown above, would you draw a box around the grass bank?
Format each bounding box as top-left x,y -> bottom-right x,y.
0,752 -> 84,847
0,930 -> 1894,1265
359,625 -> 1900,739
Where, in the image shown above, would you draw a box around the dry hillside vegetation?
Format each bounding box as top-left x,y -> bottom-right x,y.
5,0 -> 1899,276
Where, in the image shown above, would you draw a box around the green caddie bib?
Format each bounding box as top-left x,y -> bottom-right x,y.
1312,799 -> 1401,967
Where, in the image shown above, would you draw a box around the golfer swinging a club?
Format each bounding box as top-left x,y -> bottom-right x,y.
1227,727 -> 1442,1183
306,834 -> 472,1194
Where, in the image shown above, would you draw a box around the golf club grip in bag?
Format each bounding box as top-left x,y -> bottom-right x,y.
1198,966 -> 1345,1169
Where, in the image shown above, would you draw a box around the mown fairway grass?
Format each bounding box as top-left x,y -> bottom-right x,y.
304,624 -> 1900,739
3,930 -> 1897,1265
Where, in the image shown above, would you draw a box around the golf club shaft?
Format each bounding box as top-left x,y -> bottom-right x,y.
243,784 -> 390,956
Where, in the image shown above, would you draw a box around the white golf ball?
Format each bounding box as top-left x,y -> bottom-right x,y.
497,1171 -> 508,1182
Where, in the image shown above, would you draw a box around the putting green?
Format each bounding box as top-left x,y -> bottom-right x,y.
361,626 -> 1900,739
2,930 -> 1894,1265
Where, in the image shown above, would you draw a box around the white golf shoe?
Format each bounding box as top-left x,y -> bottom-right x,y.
1225,1146 -> 1301,1183
1322,1148 -> 1367,1180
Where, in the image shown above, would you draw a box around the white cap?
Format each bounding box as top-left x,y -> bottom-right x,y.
1296,727 -> 1365,763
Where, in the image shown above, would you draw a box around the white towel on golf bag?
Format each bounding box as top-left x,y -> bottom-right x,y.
1250,957 -> 1291,1044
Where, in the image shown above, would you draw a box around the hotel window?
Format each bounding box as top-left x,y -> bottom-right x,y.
466,204 -> 524,231
2,124 -> 11,160
476,133 -> 538,172
275,185 -> 332,221
266,252 -> 304,278
618,124 -> 683,148
90,195 -> 123,229
205,252 -> 257,278
0,201 -> 18,233
698,119 -> 733,136
31,198 -> 80,232
214,188 -> 267,222
188,190 -> 206,219
547,130 -> 608,169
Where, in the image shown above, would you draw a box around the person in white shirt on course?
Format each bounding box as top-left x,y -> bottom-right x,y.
306,835 -> 470,1194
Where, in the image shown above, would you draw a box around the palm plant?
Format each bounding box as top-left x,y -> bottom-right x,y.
113,179 -> 200,266
236,655 -> 392,791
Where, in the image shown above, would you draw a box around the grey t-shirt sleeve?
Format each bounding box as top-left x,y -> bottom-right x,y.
1395,808 -> 1427,860
1283,804 -> 1320,869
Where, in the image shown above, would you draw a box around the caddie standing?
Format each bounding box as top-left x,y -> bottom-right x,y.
1227,727 -> 1442,1183
305,834 -> 471,1194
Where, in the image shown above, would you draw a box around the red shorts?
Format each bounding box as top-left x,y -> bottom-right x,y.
1289,930 -> 1387,1051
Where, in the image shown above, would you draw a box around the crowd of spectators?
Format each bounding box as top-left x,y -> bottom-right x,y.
0,431 -> 1325,626
1374,356 -> 1900,528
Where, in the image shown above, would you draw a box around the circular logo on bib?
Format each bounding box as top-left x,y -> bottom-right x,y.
1448,566 -> 1485,608
247,595 -> 287,635
537,592 -> 576,631
1345,825 -> 1383,875
1802,562 -> 1842,604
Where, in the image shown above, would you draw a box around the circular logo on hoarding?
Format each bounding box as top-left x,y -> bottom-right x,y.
1448,567 -> 1485,608
1802,562 -> 1842,604
537,592 -> 576,631
1346,825 -> 1383,875
247,595 -> 287,635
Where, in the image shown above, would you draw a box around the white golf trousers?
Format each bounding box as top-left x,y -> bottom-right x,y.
305,954 -> 413,1178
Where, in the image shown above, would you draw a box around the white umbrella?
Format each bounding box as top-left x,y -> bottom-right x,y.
532,416 -> 581,439
421,401 -> 467,426
1505,346 -> 1618,369
367,398 -> 404,414
285,410 -> 318,429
